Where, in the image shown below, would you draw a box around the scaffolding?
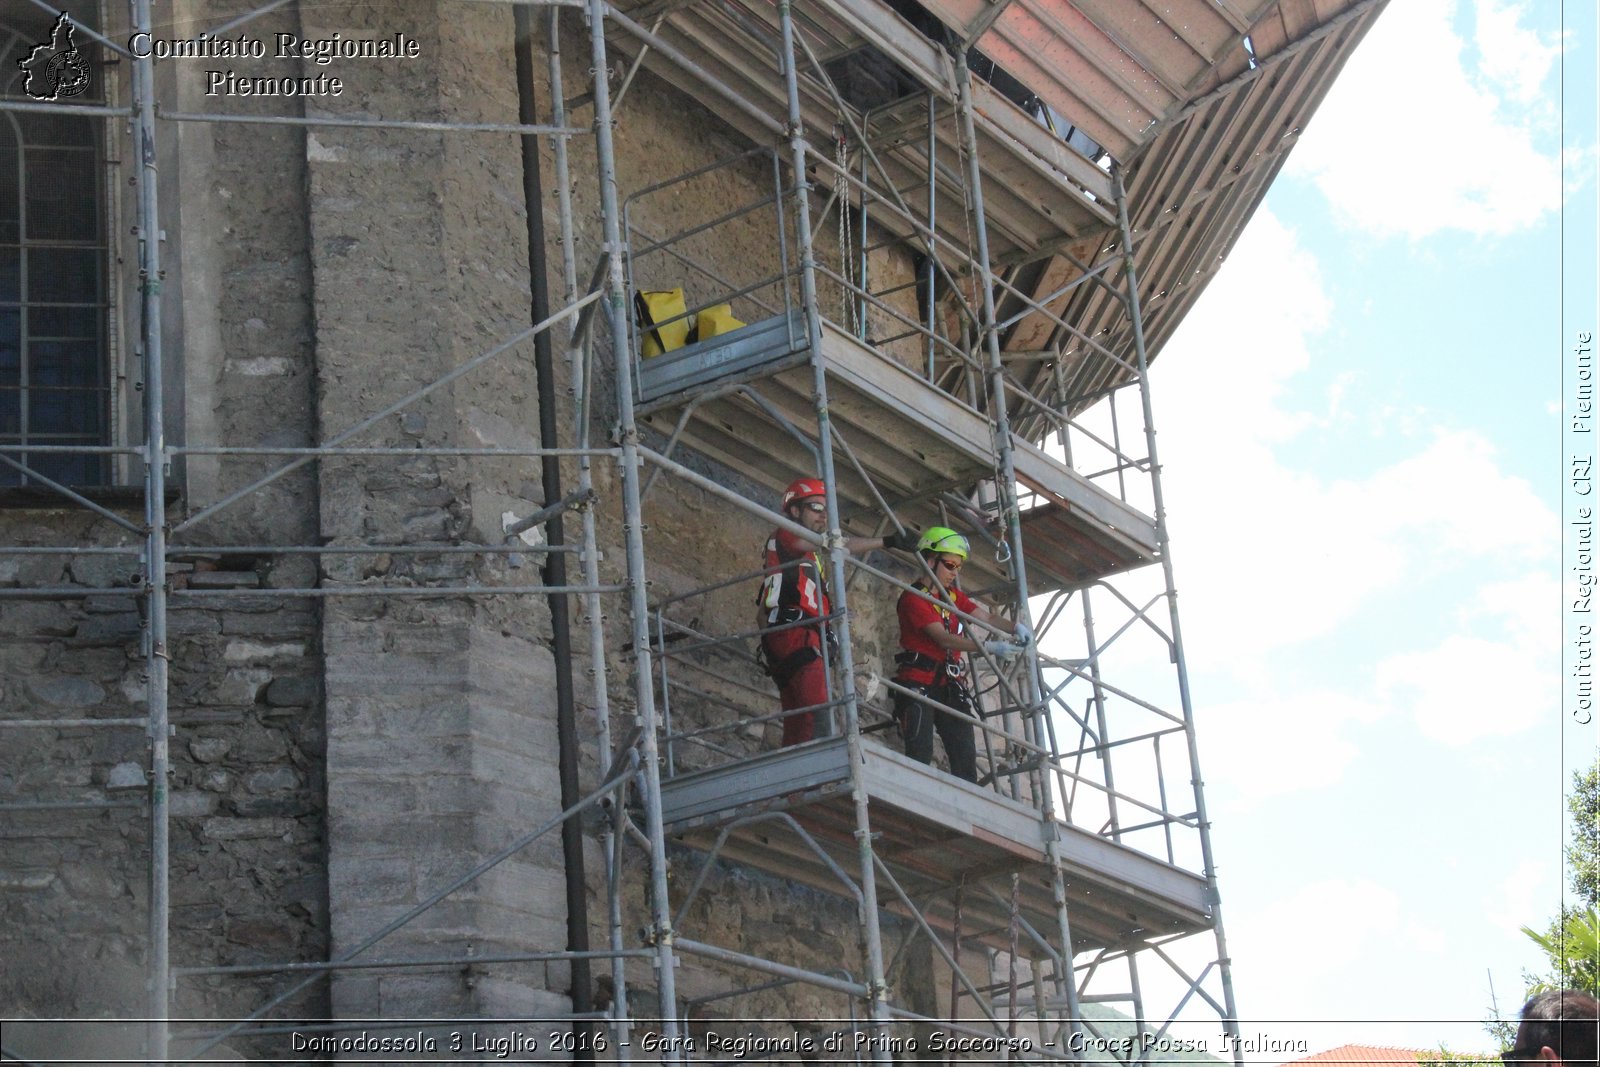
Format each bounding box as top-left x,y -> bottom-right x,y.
0,0 -> 1389,1061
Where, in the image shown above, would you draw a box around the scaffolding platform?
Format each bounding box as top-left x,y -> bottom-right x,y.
638,316 -> 1158,592
660,737 -> 1212,954
611,0 -> 1117,267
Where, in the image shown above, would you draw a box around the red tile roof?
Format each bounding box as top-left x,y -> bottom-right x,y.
1288,1047 -> 1431,1067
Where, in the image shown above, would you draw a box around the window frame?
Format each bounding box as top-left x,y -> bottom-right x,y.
1,5 -> 116,491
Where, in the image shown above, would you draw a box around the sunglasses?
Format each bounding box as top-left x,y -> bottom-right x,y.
800,501 -> 826,514
935,557 -> 963,573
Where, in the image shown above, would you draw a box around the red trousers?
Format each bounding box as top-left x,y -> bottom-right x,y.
763,627 -> 829,746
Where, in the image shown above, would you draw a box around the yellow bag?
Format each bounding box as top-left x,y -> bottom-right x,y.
696,304 -> 746,340
635,288 -> 692,357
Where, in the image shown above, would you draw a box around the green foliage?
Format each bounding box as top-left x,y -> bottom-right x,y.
1485,757 -> 1600,1047
1419,1045 -> 1500,1067
1521,907 -> 1600,996
1482,1016 -> 1516,1053
1569,762 -> 1600,910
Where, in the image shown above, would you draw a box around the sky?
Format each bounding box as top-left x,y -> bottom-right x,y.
1130,0 -> 1596,1054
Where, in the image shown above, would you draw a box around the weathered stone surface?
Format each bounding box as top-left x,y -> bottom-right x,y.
263,676 -> 318,707
0,870 -> 56,892
188,737 -> 231,764
69,612 -> 141,646
201,817 -> 297,842
0,0 -> 920,1037
104,762 -> 144,790
223,639 -> 307,663
66,552 -> 141,590
169,791 -> 219,818
27,677 -> 106,709
243,767 -> 299,794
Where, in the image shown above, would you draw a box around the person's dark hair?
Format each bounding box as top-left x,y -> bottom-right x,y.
1511,989 -> 1599,1067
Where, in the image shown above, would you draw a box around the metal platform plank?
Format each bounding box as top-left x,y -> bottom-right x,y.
638,317 -> 1159,591
659,737 -> 1212,953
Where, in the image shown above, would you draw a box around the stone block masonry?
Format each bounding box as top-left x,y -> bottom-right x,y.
1,0 -> 929,1049
299,0 -> 568,1025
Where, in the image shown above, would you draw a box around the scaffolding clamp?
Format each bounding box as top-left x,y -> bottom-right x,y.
639,922 -> 675,949
502,487 -> 597,566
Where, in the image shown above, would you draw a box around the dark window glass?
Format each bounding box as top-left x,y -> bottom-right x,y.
27,148 -> 98,240
0,16 -> 108,487
30,339 -> 99,389
30,386 -> 101,435
20,112 -> 96,148
31,305 -> 95,337
28,248 -> 98,303
0,308 -> 19,385
0,123 -> 17,244
0,246 -> 17,302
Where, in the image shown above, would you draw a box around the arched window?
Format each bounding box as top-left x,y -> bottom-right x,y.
0,7 -> 108,487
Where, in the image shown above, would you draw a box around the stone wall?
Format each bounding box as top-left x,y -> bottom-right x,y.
1,0 -> 325,1053
0,0 -> 952,1052
294,0 -> 575,1024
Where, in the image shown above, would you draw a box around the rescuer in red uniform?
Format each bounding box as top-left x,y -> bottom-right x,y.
757,478 -> 917,746
892,527 -> 1029,782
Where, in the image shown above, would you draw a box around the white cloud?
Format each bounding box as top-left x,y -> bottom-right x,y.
1374,569 -> 1557,744
1154,209 -> 1554,678
1287,0 -> 1562,239
1473,0 -> 1561,107
1235,877 -> 1402,975
1321,430 -> 1554,564
1487,856 -> 1557,931
1466,572 -> 1558,643
1198,690 -> 1382,805
1152,209 -> 1328,451
1405,921 -> 1450,955
1377,631 -> 1548,744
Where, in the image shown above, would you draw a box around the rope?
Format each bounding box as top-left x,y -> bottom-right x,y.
835,124 -> 858,335
949,881 -> 964,1027
1008,872 -> 1021,1040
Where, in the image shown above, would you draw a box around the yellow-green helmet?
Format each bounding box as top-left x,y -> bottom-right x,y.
916,526 -> 969,559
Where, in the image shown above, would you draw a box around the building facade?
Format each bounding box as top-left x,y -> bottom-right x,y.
0,0 -> 1385,1059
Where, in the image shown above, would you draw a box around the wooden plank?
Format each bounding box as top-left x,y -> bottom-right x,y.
1004,246 -> 1096,354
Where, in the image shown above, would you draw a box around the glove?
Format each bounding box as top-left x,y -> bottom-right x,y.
982,640 -> 1024,659
882,527 -> 920,552
1012,621 -> 1034,645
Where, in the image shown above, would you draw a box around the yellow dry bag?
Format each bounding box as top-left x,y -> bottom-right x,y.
635,288 -> 692,357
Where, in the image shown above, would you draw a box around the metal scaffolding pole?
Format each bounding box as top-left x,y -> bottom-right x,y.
543,6 -> 634,1049
1112,166 -> 1242,1062
776,2 -> 895,1049
125,0 -> 170,1054
952,53 -> 1085,1051
587,0 -> 684,1048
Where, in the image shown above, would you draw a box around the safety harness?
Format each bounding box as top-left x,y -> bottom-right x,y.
757,536 -> 833,687
894,582 -> 967,688
761,607 -> 831,688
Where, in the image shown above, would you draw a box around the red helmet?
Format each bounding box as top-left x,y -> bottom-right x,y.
781,478 -> 827,510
